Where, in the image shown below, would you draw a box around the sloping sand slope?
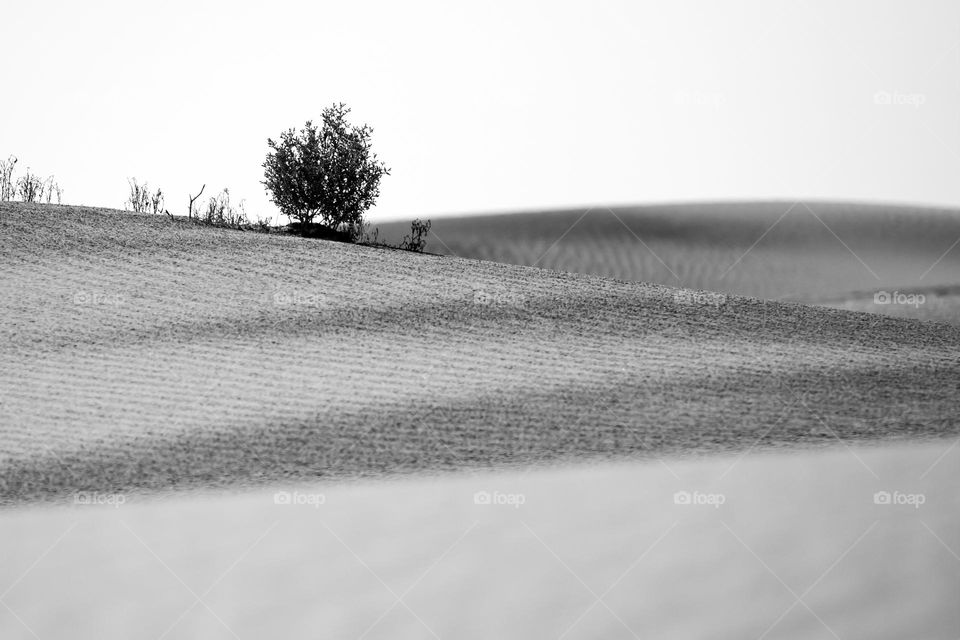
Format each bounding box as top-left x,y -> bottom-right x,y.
2,442 -> 957,639
378,201 -> 960,322
1,203 -> 958,504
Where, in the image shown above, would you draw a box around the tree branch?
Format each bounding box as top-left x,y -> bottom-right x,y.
188,184 -> 206,219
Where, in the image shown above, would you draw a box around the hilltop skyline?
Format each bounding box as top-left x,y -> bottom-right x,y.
2,0 -> 958,221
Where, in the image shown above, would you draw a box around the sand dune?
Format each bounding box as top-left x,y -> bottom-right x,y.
2,202 -> 958,504
2,442 -> 957,639
2,203 -> 959,638
377,201 -> 960,322
817,284 -> 960,324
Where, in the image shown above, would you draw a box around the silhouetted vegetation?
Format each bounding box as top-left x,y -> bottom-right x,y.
0,155 -> 62,204
125,178 -> 165,214
262,103 -> 390,241
16,170 -> 45,203
1,156 -> 18,201
188,184 -> 206,219
4,128 -> 430,253
196,188 -> 248,228
400,218 -> 431,252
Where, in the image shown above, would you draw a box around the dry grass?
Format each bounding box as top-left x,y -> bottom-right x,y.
1,202 -> 959,504
377,201 -> 960,321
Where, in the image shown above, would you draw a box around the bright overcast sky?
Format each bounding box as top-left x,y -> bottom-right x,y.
2,0 -> 958,221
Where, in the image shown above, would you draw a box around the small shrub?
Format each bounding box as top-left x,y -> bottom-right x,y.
262,103 -> 390,240
43,177 -> 63,204
124,179 -> 163,214
356,218 -> 432,253
0,156 -> 61,204
197,188 -> 248,227
400,218 -> 431,253
125,178 -> 164,213
149,188 -> 163,214
16,170 -> 45,203
0,155 -> 16,202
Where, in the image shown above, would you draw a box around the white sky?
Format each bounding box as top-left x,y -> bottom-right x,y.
2,0 -> 958,222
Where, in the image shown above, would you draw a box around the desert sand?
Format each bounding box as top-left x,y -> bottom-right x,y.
1,202 -> 958,638
378,201 -> 960,324
2,203 -> 958,503
2,443 -> 957,639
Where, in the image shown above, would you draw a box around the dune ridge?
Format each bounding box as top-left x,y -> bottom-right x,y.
1,203 -> 959,504
378,201 -> 960,322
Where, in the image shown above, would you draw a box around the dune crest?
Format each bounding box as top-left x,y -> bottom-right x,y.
2,203 -> 958,504
378,201 -> 960,323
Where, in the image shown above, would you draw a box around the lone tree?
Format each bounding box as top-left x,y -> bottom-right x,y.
262,103 -> 389,240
